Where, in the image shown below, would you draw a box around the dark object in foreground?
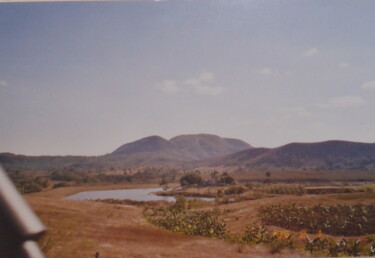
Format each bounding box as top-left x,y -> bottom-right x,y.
0,166 -> 46,258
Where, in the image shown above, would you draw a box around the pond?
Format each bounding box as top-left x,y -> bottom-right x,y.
65,187 -> 215,202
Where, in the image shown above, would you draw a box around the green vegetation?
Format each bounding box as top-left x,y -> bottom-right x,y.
255,184 -> 306,195
145,199 -> 375,256
219,172 -> 235,185
224,186 -> 246,195
306,187 -> 361,194
9,171 -> 50,194
180,171 -> 203,186
49,167 -> 179,185
9,166 -> 182,192
146,197 -> 228,238
304,235 -> 375,257
149,208 -> 227,238
259,203 -> 375,236
52,182 -> 70,188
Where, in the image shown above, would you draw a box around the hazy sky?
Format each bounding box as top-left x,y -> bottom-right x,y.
1,0 -> 375,155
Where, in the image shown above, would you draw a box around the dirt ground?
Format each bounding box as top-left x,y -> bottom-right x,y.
26,197 -> 303,258
27,183 -> 375,258
26,185 -> 306,258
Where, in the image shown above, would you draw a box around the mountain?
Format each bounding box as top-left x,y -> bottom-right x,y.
112,136 -> 177,155
108,134 -> 252,166
169,134 -> 252,160
1,137 -> 374,172
0,134 -> 252,171
215,140 -> 375,171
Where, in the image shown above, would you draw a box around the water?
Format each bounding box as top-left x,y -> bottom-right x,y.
65,187 -> 214,202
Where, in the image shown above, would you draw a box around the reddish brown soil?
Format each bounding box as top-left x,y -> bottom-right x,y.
26,190 -> 306,258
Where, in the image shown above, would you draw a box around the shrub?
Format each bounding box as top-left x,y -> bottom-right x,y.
224,186 -> 246,195
258,203 -> 375,236
242,224 -> 276,244
219,173 -> 235,185
255,184 -> 306,195
20,181 -> 43,194
180,172 -> 203,186
149,209 -> 228,239
52,182 -> 70,188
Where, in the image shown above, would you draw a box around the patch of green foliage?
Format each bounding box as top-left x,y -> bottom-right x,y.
180,171 -> 203,186
147,197 -> 227,238
219,172 -> 235,185
224,186 -> 246,195
259,203 -> 375,236
9,171 -> 50,194
255,184 -> 306,195
145,198 -> 375,256
304,235 -> 375,257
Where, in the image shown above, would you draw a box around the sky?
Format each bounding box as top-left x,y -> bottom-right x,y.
0,0 -> 375,155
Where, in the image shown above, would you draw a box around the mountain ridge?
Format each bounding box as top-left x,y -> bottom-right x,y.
1,136 -> 374,172
112,134 -> 252,161
213,140 -> 375,171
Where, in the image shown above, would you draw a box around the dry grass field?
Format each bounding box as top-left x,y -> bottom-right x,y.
27,184 -> 305,258
25,181 -> 375,257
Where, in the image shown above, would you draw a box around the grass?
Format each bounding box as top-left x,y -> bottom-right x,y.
146,199 -> 375,256
27,185 -> 302,257
24,178 -> 375,257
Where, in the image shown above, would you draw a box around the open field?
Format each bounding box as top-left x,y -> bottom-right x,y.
25,179 -> 375,257
27,186 -> 303,258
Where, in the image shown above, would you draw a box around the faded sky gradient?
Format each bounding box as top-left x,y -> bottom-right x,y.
1,0 -> 375,155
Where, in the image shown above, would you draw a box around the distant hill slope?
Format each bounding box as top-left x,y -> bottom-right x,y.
112,136 -> 177,155
0,153 -> 94,171
0,134 -> 252,171
112,134 -> 251,159
2,138 -> 374,172
169,134 -> 252,160
215,140 -> 375,171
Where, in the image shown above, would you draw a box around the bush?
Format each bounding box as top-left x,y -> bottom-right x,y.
170,196 -> 188,212
180,172 -> 203,186
20,182 -> 43,194
224,186 -> 246,195
149,209 -> 228,239
255,184 -> 306,195
219,173 -> 235,185
258,203 -> 375,236
52,182 -> 70,188
146,204 -> 375,256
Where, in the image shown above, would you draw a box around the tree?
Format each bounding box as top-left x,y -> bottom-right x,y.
264,171 -> 271,184
210,170 -> 219,181
159,177 -> 169,190
180,172 -> 203,186
219,172 -> 235,185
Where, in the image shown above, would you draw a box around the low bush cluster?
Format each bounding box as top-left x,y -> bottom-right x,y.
224,186 -> 246,195
144,198 -> 375,256
259,203 -> 375,236
255,184 -> 306,195
146,202 -> 375,256
12,175 -> 50,194
149,208 -> 227,238
304,234 -> 375,257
